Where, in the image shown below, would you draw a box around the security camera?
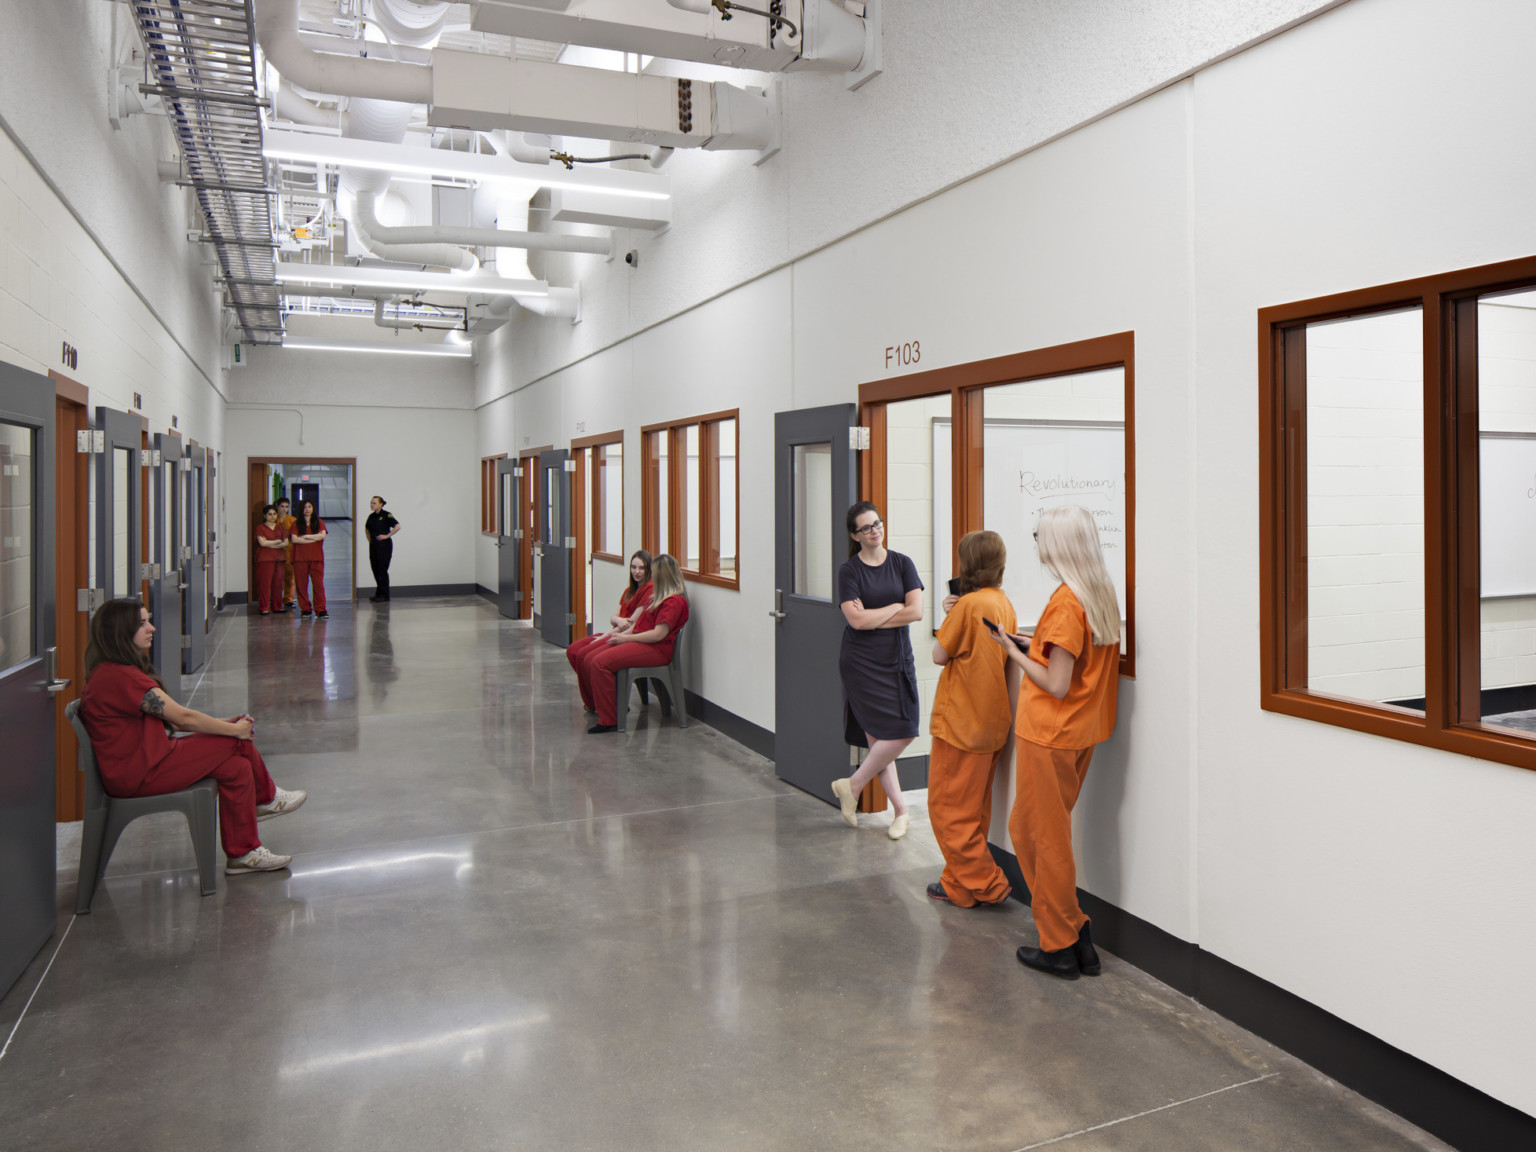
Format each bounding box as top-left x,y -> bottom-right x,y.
624,250 -> 639,268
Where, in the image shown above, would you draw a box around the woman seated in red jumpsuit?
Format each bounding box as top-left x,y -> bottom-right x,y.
583,553 -> 689,734
78,598 -> 307,874
567,549 -> 653,714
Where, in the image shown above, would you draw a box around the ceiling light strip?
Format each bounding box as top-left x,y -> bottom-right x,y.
281,338 -> 472,358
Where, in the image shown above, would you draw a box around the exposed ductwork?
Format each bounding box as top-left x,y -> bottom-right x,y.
255,0 -> 433,105
351,195 -> 614,258
351,189 -> 479,271
254,0 -> 774,151
274,78 -> 341,129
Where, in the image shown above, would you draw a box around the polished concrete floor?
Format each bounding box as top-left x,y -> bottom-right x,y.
0,597 -> 1450,1151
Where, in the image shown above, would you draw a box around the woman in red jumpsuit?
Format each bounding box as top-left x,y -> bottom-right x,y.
78,598 -> 307,873
584,554 -> 689,734
568,550 -> 653,714
290,499 -> 329,618
252,504 -> 288,615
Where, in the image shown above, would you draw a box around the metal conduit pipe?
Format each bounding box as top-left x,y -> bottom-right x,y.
373,297 -> 463,331
255,0 -> 432,106
515,286 -> 580,321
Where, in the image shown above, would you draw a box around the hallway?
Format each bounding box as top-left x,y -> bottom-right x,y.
0,598 -> 1446,1150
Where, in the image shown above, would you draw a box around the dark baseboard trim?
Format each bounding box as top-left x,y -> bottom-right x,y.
224,592 -> 247,606
986,844 -> 1535,1149
476,584 -> 497,603
683,689 -> 775,760
359,583 -> 476,600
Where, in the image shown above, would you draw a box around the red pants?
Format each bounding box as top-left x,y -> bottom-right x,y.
255,562 -> 284,613
130,734 -> 277,857
294,560 -> 326,613
567,633 -> 610,710
587,641 -> 672,725
929,736 -> 1012,907
1009,738 -> 1095,952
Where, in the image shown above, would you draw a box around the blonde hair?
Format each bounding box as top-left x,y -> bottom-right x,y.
1035,506 -> 1120,647
957,530 -> 1006,592
650,554 -> 687,606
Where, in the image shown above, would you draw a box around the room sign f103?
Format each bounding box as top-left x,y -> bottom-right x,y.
884,341 -> 920,370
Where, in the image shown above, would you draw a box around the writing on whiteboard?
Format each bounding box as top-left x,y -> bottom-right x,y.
1018,471 -> 1117,497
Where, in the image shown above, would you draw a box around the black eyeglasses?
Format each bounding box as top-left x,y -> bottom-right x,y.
854,520 -> 884,536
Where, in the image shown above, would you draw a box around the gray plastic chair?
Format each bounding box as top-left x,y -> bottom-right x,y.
66,699 -> 219,913
615,639 -> 690,733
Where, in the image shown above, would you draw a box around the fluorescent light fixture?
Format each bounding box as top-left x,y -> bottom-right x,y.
282,337 -> 471,358
263,129 -> 671,201
276,262 -> 547,298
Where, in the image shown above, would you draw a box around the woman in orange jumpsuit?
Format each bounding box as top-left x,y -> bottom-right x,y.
927,530 -> 1020,907
993,504 -> 1121,980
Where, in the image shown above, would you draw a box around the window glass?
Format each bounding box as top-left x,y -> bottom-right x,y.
1305,307 -> 1425,709
792,442 -> 832,600
888,392 -> 951,760
684,424 -> 701,570
718,419 -> 737,574
653,431 -> 669,555
980,369 -> 1126,635
1476,288 -> 1536,739
113,447 -> 131,597
0,422 -> 35,673
598,443 -> 623,555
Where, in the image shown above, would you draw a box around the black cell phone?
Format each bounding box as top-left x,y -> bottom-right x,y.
947,577 -> 962,596
982,617 -> 1001,634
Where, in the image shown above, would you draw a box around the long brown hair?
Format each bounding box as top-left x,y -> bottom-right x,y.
957,530 -> 1006,593
84,598 -> 165,689
295,500 -> 321,534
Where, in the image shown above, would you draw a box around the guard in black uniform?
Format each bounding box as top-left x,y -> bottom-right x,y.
365,495 -> 400,602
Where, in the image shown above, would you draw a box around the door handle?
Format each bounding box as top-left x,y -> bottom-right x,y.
768,588 -> 787,620
178,583 -> 189,591
43,647 -> 71,696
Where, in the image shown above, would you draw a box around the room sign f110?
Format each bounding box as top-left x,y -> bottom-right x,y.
884,341 -> 920,370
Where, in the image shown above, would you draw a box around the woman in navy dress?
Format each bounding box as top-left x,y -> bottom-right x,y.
831,501 -> 925,840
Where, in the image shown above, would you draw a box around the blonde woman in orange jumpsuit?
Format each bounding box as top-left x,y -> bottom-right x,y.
992,504 -> 1121,980
927,530 -> 1021,908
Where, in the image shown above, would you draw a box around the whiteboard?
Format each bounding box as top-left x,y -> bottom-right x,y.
1479,433 -> 1536,598
934,419 -> 1126,630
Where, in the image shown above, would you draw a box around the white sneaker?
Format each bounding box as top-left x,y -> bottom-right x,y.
831,778 -> 858,828
257,787 -> 307,821
887,812 -> 910,841
226,846 -> 293,874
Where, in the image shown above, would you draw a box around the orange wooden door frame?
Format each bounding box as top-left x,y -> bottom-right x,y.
50,373 -> 88,821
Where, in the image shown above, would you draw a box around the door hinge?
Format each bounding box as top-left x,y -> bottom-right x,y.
181,545 -> 193,561
78,430 -> 105,454
77,588 -> 105,612
179,457 -> 192,472
563,459 -> 577,473
564,612 -> 576,625
141,562 -> 161,580
564,536 -> 576,549
180,635 -> 192,650
515,591 -> 524,603
513,528 -> 524,540
850,426 -> 871,450
513,466 -> 523,479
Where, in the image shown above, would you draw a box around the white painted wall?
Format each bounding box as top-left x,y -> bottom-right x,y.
224,401 -> 475,596
473,0 -> 1536,1117
1192,0 -> 1536,1114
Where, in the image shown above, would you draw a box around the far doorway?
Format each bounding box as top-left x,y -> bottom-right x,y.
246,458 -> 356,605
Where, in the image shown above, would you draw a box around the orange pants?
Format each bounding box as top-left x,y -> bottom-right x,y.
928,736 -> 1012,906
283,559 -> 296,605
1009,738 -> 1094,952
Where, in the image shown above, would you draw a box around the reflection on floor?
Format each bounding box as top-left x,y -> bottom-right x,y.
0,597 -> 1450,1150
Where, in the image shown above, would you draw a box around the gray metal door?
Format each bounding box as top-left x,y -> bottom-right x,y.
495,456 -> 522,619
182,445 -> 207,673
0,362 -> 59,999
539,450 -> 571,647
94,406 -> 143,605
773,404 -> 857,800
150,432 -> 183,681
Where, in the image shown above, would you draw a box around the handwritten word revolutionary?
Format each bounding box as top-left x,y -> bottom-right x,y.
1019,471 -> 1117,497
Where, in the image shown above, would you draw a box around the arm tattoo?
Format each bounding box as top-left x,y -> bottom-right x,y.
141,689 -> 166,718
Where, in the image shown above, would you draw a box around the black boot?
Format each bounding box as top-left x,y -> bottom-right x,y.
1016,944 -> 1080,980
1074,920 -> 1102,976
